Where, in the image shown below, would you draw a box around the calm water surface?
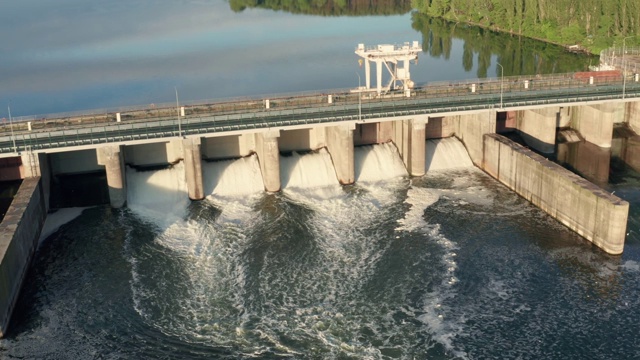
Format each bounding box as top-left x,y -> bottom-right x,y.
1,1 -> 637,359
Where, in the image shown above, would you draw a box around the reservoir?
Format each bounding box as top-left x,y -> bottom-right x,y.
1,1 -> 639,359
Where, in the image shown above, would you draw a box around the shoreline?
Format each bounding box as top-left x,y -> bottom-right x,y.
417,12 -> 600,56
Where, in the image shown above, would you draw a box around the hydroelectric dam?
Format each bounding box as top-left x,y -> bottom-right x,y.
1,51 -> 640,336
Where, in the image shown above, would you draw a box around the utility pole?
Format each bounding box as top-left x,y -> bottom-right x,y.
175,87 -> 182,138
497,63 -> 504,109
7,104 -> 17,153
356,72 -> 362,122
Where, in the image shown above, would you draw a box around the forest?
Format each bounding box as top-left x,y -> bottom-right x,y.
228,0 -> 411,16
411,14 -> 594,78
411,0 -> 639,52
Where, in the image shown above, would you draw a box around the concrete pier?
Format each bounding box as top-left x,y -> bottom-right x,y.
97,145 -> 126,208
454,110 -> 496,166
0,178 -> 46,337
325,124 -> 355,184
255,130 -> 281,192
482,134 -> 628,255
626,101 -> 640,133
516,107 -> 558,153
183,137 -> 204,200
571,103 -> 623,148
393,118 -> 427,176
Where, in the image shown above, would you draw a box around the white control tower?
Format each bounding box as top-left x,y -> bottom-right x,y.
355,41 -> 421,96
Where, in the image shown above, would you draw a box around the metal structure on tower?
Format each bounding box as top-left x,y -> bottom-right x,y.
354,41 -> 421,96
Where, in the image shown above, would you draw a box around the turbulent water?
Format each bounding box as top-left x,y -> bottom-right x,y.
4,139 -> 640,359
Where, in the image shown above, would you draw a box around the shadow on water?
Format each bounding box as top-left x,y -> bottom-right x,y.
49,171 -> 110,209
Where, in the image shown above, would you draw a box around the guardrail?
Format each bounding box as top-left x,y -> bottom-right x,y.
0,71 -> 639,155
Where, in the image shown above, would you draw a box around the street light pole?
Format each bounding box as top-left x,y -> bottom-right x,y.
7,104 -> 17,153
622,36 -> 633,99
497,62 -> 504,109
356,72 -> 362,122
175,86 -> 182,138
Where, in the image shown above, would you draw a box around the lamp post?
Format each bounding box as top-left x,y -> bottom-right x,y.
622,36 -> 633,99
175,86 -> 182,138
497,62 -> 504,109
7,104 -> 17,153
356,72 -> 362,122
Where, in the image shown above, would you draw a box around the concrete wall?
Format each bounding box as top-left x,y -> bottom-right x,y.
0,177 -> 46,337
515,107 -> 558,153
279,128 -> 326,152
556,142 -> 611,187
482,134 -> 628,255
557,107 -> 572,128
0,158 -> 22,182
612,132 -> 640,173
426,116 -> 456,139
354,122 -> 393,145
627,101 -> 640,133
49,149 -> 102,175
124,141 -> 183,166
453,110 -> 497,166
202,134 -> 255,160
570,103 -> 623,148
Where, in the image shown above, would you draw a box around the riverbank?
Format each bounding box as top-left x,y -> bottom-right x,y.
411,0 -> 638,56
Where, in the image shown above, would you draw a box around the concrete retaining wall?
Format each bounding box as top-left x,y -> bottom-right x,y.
0,177 -> 47,337
482,134 -> 628,254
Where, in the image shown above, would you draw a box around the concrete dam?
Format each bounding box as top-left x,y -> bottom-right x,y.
1,68 -> 640,337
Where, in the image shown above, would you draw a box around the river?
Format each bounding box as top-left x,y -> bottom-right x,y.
2,1 -> 639,359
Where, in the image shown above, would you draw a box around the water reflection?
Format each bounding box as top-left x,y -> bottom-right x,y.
612,125 -> 640,175
556,141 -> 611,187
411,15 -> 596,78
229,0 -> 412,15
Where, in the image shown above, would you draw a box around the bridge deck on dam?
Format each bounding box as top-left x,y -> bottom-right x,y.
1,71 -> 639,156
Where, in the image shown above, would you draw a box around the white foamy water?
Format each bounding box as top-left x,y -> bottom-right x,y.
281,149 -> 339,190
121,142 -> 471,358
202,154 -> 265,197
426,137 -> 474,171
125,199 -> 260,348
355,142 -> 408,183
126,162 -> 189,224
396,186 -> 467,358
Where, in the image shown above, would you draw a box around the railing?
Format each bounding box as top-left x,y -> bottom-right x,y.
599,46 -> 640,73
0,71 -> 639,155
